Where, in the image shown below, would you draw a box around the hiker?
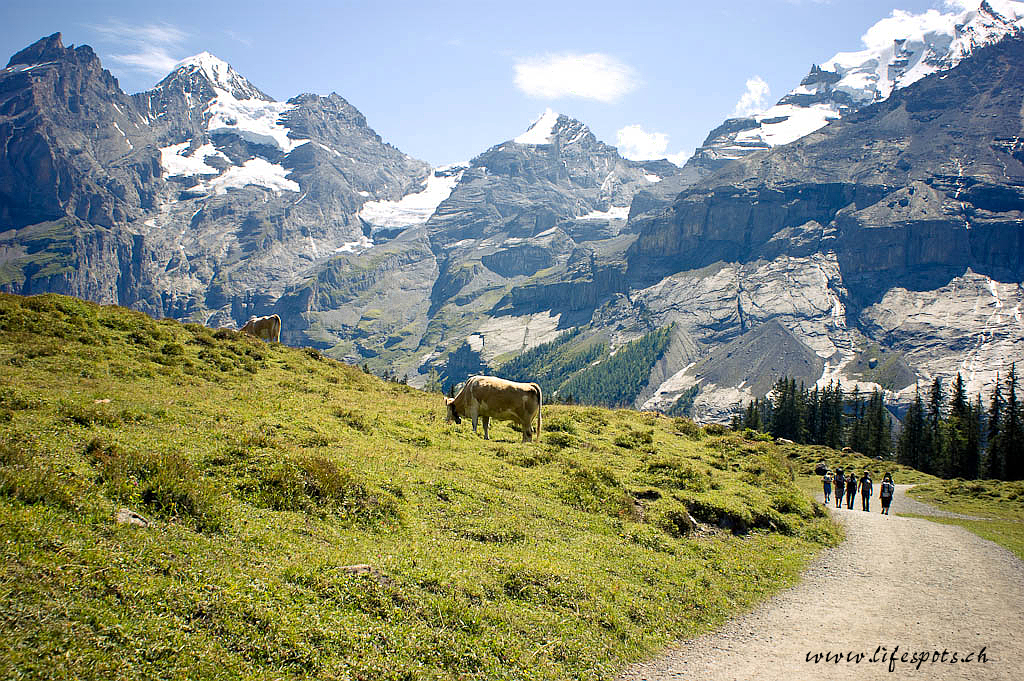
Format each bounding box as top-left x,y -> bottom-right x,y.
846,472 -> 857,509
879,473 -> 894,515
833,467 -> 845,508
822,469 -> 833,505
861,471 -> 873,511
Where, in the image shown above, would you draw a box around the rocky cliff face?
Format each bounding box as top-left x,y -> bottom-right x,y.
625,36 -> 1024,418
0,34 -> 429,326
279,109 -> 679,377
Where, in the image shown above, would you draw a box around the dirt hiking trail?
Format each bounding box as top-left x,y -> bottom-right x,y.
617,485 -> 1024,680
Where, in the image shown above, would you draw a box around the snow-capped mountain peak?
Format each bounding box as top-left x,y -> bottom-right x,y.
514,108 -> 561,145
163,51 -> 271,102
688,0 -> 1024,170
820,0 -> 1024,102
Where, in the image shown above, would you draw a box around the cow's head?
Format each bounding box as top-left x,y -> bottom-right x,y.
444,397 -> 461,424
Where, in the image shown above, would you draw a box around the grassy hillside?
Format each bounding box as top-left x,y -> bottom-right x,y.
0,293 -> 841,680
905,479 -> 1024,559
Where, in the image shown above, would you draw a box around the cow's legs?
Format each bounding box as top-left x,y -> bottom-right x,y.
481,416 -> 489,440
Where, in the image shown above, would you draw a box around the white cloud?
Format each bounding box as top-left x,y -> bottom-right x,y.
616,125 -> 668,159
514,53 -> 638,103
89,21 -> 189,76
109,48 -> 181,75
733,75 -> 771,117
615,124 -> 693,166
666,150 -> 692,167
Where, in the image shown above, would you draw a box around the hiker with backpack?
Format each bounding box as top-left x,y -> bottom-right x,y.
861,471 -> 873,511
846,472 -> 858,509
822,469 -> 833,505
879,473 -> 894,515
833,467 -> 845,508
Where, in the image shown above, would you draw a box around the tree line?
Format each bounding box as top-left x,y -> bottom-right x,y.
733,368 -> 1023,481
557,325 -> 674,407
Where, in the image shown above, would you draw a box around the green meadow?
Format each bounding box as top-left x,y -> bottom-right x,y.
905,478 -> 1024,559
0,292 -> 841,680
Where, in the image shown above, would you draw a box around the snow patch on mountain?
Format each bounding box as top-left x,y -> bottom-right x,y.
358,165 -> 465,230
206,93 -> 309,153
159,142 -> 226,177
206,158 -> 299,194
577,206 -> 630,221
735,103 -> 842,147
514,109 -> 560,145
334,235 -> 374,254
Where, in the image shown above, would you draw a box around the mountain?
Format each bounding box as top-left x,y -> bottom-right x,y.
1,8 -> 1022,423
0,33 -> 428,325
627,34 -> 1024,418
272,108 -> 680,381
686,0 -> 1024,179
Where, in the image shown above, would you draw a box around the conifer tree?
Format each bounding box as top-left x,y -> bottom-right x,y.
986,378 -> 1004,479
897,387 -> 926,470
865,389 -> 892,458
848,387 -> 867,453
1004,365 -> 1023,480
965,394 -> 982,480
825,381 -> 844,450
926,377 -> 946,475
947,373 -> 968,478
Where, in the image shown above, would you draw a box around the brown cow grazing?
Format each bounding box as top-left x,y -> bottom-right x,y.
445,375 -> 542,442
240,314 -> 281,343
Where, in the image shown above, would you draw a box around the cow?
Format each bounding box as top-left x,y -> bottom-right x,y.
445,375 -> 542,442
240,314 -> 281,343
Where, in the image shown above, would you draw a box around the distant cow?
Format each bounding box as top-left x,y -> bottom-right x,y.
240,314 -> 281,343
445,375 -> 542,442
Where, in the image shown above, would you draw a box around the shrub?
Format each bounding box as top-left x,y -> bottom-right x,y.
238,454 -> 402,525
86,438 -> 225,532
544,416 -> 577,434
703,423 -> 728,436
674,418 -> 703,440
544,431 -> 575,449
0,437 -> 82,510
645,456 -> 711,491
334,408 -> 376,433
458,519 -> 526,544
652,502 -> 697,538
679,491 -> 756,535
625,524 -> 676,553
59,401 -> 124,428
0,387 -> 42,411
559,460 -> 630,516
613,428 -> 654,451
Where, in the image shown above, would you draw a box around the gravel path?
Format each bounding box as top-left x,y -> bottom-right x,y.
617,485 -> 1024,680
894,485 -> 989,520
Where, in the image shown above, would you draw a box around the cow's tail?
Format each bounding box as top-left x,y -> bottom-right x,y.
531,383 -> 542,441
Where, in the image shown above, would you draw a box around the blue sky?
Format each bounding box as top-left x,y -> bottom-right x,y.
4,0 -> 949,166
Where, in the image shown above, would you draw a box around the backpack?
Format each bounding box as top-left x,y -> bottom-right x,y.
880,481 -> 894,499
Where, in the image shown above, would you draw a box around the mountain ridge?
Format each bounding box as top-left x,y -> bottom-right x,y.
1,12 -> 1022,421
